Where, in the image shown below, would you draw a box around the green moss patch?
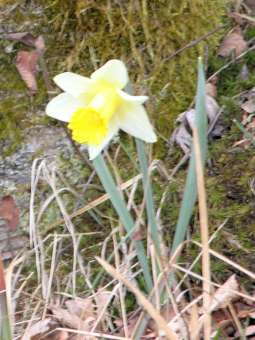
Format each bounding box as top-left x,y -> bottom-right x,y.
0,0 -> 226,156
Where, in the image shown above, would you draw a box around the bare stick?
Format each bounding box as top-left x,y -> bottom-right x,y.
208,44 -> 255,82
166,25 -> 225,61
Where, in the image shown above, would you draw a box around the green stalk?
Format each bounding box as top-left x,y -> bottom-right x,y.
135,139 -> 160,254
133,58 -> 208,339
93,154 -> 153,291
171,58 -> 207,253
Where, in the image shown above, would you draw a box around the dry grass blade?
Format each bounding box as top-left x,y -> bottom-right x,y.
174,220 -> 227,295
189,304 -> 199,340
45,160 -> 163,234
173,263 -> 255,303
96,257 -> 178,340
42,233 -> 58,319
193,126 -> 211,339
21,318 -> 55,340
45,173 -> 143,233
131,243 -> 185,339
112,232 -> 129,338
54,327 -> 132,340
193,241 -> 255,281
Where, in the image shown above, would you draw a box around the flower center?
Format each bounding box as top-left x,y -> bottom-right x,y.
68,88 -> 119,145
68,107 -> 108,144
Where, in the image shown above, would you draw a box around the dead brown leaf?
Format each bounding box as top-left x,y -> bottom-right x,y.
65,297 -> 95,321
115,315 -> 140,337
239,64 -> 249,81
50,305 -> 94,332
210,275 -> 239,312
234,91 -> 255,149
245,0 -> 255,11
248,310 -> 255,318
3,32 -> 45,53
235,302 -> 255,318
52,331 -> 69,340
0,196 -> 19,229
218,26 -> 247,57
94,291 -> 113,313
206,77 -> 218,98
229,12 -> 245,25
3,33 -> 47,93
170,94 -> 221,154
241,88 -> 255,113
4,32 -> 37,47
31,329 -> 69,340
34,35 -> 45,54
15,50 -> 39,93
149,304 -> 188,338
21,318 -> 68,340
212,309 -> 232,325
23,299 -> 101,340
132,229 -> 145,241
245,325 -> 255,336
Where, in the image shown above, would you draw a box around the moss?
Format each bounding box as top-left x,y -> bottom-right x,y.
0,0 -> 226,157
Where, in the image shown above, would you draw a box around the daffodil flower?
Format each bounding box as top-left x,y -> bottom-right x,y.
46,59 -> 157,159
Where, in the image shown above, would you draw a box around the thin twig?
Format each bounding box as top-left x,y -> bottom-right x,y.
174,219 -> 227,295
165,25 -> 226,61
208,44 -> 255,82
194,241 -> 255,281
232,12 -> 255,25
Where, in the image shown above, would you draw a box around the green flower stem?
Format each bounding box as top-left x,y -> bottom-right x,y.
133,58 -> 208,340
135,138 -> 161,254
171,57 -> 207,253
93,154 -> 153,292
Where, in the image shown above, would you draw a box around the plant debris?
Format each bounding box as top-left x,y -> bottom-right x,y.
218,26 -> 247,57
0,195 -> 19,230
169,81 -> 222,154
15,50 -> 40,93
3,33 -> 46,93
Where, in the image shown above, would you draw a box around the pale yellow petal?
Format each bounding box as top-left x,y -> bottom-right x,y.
118,90 -> 148,104
54,72 -> 91,97
118,102 -> 157,143
88,123 -> 119,160
91,60 -> 128,89
46,93 -> 81,122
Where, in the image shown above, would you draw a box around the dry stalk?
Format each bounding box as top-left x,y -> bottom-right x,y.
193,127 -> 211,339
96,257 -> 178,340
